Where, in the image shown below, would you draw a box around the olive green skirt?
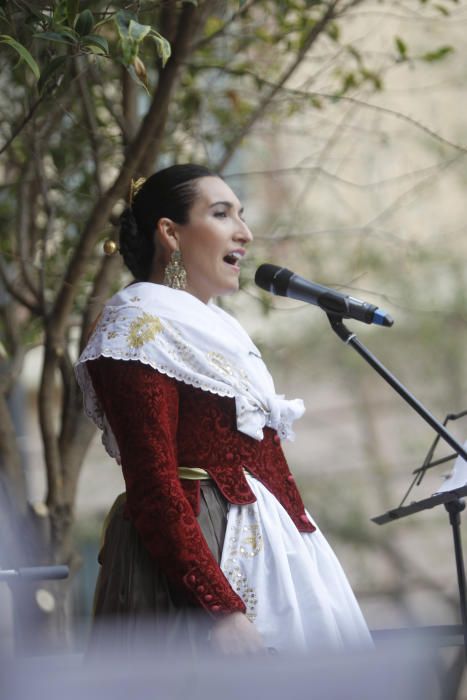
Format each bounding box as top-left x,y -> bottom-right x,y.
89,481 -> 228,654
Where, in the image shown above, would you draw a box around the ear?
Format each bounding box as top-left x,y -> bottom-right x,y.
155,217 -> 180,256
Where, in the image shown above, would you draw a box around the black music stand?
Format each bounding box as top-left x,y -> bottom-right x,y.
372,411 -> 467,656
327,314 -> 467,657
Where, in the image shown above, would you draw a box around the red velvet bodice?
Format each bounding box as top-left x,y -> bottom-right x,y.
87,357 -> 315,618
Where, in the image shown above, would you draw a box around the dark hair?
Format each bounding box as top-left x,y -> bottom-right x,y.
119,164 -> 216,280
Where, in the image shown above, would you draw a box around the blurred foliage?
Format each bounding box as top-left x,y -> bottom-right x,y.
0,0 -> 453,355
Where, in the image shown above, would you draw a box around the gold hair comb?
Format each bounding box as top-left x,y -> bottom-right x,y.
129,176 -> 146,205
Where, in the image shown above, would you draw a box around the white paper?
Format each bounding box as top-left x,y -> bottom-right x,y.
435,439 -> 467,494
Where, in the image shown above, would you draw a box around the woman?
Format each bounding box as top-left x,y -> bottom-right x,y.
75,164 -> 372,655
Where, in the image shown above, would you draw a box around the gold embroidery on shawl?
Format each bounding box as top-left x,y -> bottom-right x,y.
128,313 -> 163,348
207,351 -> 234,376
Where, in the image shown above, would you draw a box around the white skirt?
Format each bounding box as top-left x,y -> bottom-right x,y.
220,475 -> 373,653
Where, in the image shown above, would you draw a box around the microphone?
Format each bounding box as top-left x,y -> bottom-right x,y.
255,264 -> 394,327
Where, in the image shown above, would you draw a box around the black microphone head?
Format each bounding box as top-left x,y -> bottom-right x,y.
255,264 -> 293,296
255,264 -> 281,292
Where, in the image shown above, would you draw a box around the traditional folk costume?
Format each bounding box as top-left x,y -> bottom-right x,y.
75,283 -> 372,653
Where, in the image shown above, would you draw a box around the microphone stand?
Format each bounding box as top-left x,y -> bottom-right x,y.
326,313 -> 467,656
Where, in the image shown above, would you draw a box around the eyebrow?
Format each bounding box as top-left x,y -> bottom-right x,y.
209,201 -> 245,215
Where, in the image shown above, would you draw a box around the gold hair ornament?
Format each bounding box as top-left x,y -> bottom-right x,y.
129,177 -> 147,206
103,239 -> 119,256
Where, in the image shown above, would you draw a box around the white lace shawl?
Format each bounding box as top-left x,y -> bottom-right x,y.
75,283 -> 305,461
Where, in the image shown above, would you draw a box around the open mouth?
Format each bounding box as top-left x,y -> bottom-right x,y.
223,252 -> 243,268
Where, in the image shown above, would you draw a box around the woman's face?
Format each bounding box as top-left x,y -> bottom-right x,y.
171,176 -> 253,303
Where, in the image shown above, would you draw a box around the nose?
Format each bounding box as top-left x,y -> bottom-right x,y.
235,219 -> 253,244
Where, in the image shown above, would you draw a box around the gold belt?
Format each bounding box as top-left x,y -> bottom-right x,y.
178,466 -> 211,480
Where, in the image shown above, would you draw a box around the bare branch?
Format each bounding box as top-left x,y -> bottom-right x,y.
0,303 -> 27,393
74,57 -> 104,196
0,393 -> 28,513
0,95 -> 44,157
225,157 -> 462,190
159,0 -> 180,45
121,67 -> 139,144
39,343 -> 63,508
215,0 -> 345,172
231,63 -> 467,157
61,413 -> 96,506
80,253 -> 122,353
32,136 -> 55,311
0,256 -> 42,314
312,91 -> 467,156
255,75 -> 467,155
17,165 -> 42,303
362,152 -> 465,229
57,345 -> 74,446
138,1 -> 216,173
193,0 -> 258,51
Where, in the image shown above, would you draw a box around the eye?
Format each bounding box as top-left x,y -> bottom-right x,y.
213,210 -> 227,218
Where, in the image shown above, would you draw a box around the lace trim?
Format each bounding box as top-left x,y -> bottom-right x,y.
75,301 -> 304,452
76,354 -> 301,460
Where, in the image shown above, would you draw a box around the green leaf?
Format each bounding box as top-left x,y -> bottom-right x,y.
67,0 -> 80,25
347,45 -> 362,64
204,16 -> 223,36
114,11 -> 171,68
150,30 -> 171,66
395,36 -> 407,59
75,9 -> 94,37
56,26 -> 80,41
128,19 -> 151,44
361,68 -> 383,91
421,46 -> 453,62
0,35 -> 40,79
326,21 -> 339,41
53,1 -> 68,25
38,55 -> 67,94
115,9 -> 134,39
33,31 -> 76,45
340,72 -> 357,94
81,34 -> 109,55
255,27 -> 273,42
115,10 -> 137,64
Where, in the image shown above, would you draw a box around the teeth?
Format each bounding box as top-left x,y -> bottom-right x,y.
224,251 -> 244,266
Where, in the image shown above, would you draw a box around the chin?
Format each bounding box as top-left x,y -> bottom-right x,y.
219,282 -> 239,298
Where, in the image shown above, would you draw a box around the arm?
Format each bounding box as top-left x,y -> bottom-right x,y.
87,356 -> 246,617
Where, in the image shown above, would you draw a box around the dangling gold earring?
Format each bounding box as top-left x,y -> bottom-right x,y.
163,249 -> 187,290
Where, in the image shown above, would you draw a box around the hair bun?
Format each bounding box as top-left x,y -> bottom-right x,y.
119,208 -> 152,280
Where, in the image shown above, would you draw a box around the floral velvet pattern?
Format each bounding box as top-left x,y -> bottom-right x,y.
87,357 -> 314,616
